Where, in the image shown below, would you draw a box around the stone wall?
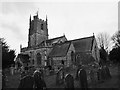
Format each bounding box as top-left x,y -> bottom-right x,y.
91,38 -> 100,63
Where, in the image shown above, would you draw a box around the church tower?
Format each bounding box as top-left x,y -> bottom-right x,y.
28,13 -> 49,47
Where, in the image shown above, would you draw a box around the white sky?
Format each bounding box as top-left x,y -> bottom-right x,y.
0,0 -> 119,54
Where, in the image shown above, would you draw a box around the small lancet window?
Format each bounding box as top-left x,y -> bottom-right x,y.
41,24 -> 43,30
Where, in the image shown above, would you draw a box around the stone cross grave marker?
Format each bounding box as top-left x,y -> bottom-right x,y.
78,69 -> 88,89
64,74 -> 74,90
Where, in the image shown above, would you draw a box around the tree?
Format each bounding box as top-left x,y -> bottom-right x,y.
109,47 -> 120,63
111,30 -> 120,48
109,30 -> 120,63
1,38 -> 16,69
99,47 -> 108,65
97,32 -> 110,51
97,32 -> 110,64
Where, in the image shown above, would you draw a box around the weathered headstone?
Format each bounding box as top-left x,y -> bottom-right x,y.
78,69 -> 88,89
10,66 -> 14,75
89,69 -> 96,87
46,68 -> 50,76
33,71 -> 46,90
104,66 -> 111,79
64,74 -> 74,90
18,74 -> 34,90
56,67 -> 65,85
39,69 -> 44,78
101,67 -> 106,81
97,66 -> 108,82
97,67 -> 104,82
75,65 -> 82,80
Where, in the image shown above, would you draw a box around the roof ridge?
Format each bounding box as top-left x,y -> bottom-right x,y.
68,36 -> 94,42
46,35 -> 65,41
55,40 -> 71,45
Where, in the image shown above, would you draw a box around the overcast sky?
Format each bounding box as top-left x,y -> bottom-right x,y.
0,0 -> 118,54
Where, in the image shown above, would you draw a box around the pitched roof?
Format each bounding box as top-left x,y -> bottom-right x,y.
43,35 -> 66,44
49,41 -> 71,57
71,36 -> 94,52
46,35 -> 66,43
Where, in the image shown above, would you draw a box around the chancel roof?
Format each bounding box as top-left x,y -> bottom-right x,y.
71,36 -> 94,52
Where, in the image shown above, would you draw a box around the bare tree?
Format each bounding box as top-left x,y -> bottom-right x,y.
97,32 -> 110,51
111,30 -> 120,48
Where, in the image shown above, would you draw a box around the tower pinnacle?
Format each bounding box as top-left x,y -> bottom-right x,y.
36,11 -> 39,18
29,14 -> 31,27
46,15 -> 48,25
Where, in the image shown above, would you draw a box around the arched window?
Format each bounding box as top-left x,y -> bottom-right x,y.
36,53 -> 41,65
71,51 -> 74,62
61,60 -> 64,65
41,24 -> 43,30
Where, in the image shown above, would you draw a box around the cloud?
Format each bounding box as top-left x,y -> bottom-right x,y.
0,2 -> 118,54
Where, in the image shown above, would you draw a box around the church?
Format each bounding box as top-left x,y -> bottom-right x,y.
17,13 -> 100,70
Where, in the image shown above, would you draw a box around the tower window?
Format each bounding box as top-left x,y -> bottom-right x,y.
41,24 -> 43,30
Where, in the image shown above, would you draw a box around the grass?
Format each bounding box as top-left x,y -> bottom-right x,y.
4,64 -> 120,89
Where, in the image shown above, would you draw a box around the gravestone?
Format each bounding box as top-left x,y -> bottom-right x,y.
89,69 -> 96,87
104,66 -> 111,79
33,71 -> 46,90
18,74 -> 34,89
64,74 -> 74,90
97,66 -> 106,82
56,67 -> 65,85
75,65 -> 82,80
78,69 -> 88,89
101,67 -> 106,81
97,67 -> 101,81
39,69 -> 44,78
10,66 -> 14,75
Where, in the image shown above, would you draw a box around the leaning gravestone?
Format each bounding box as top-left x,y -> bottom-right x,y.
78,69 -> 88,89
64,74 -> 74,90
56,67 -> 65,85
